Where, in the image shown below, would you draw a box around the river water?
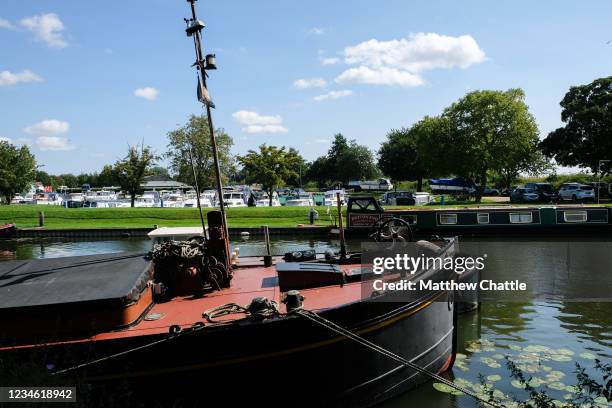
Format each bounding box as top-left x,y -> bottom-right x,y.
1,236 -> 610,407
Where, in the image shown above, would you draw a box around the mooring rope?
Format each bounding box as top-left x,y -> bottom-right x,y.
291,308 -> 501,408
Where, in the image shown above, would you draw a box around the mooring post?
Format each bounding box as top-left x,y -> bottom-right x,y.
263,225 -> 272,266
337,192 -> 346,260
38,211 -> 45,227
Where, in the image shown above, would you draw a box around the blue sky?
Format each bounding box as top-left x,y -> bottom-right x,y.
1,0 -> 611,174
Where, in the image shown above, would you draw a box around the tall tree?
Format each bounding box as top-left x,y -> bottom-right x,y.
442,88 -> 540,202
0,141 -> 36,204
166,114 -> 234,189
308,134 -> 379,186
378,117 -> 447,191
114,144 -> 157,207
540,76 -> 612,174
238,144 -> 299,206
98,165 -> 119,187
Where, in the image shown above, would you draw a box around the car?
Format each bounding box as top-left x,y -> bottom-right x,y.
483,186 -> 501,196
524,182 -> 557,202
510,188 -> 540,203
558,183 -> 595,202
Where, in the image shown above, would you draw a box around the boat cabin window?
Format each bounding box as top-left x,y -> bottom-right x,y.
477,213 -> 490,224
439,213 -> 458,225
564,211 -> 588,223
509,212 -> 533,224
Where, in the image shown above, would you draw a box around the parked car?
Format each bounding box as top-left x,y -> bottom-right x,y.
589,182 -> 609,198
483,186 -> 501,196
558,183 -> 595,202
510,188 -> 540,203
524,182 -> 557,202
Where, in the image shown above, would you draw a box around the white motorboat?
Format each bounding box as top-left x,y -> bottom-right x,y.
323,189 -> 346,206
285,192 -> 314,207
161,193 -> 185,208
256,191 -> 281,207
10,194 -> 25,204
134,192 -> 162,208
34,193 -> 64,206
85,190 -> 118,203
413,192 -> 434,205
222,191 -> 247,208
66,193 -> 85,208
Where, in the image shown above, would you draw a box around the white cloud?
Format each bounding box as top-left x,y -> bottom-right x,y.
0,69 -> 43,87
0,137 -> 11,143
24,119 -> 70,136
314,138 -> 329,144
336,66 -> 423,87
36,136 -> 75,151
321,57 -> 340,65
20,13 -> 67,48
293,78 -> 327,89
308,27 -> 326,35
335,32 -> 485,87
0,18 -> 15,30
232,110 -> 288,134
134,87 -> 159,101
313,89 -> 353,102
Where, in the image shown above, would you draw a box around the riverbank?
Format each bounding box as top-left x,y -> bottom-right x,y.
0,205 -> 337,229
1,202 -> 609,230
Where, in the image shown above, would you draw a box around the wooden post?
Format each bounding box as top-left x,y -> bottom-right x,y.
336,192 -> 346,260
38,211 -> 45,227
263,225 -> 273,266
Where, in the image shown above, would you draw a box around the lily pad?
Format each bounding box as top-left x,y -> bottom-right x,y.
511,380 -> 526,389
548,381 -> 567,390
556,348 -> 575,356
550,354 -> 573,362
509,344 -> 523,351
455,353 -> 468,360
579,352 -> 597,360
487,374 -> 502,382
432,382 -> 464,396
487,362 -> 502,369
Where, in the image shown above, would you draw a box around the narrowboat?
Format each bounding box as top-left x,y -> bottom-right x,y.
0,223 -> 16,239
346,196 -> 612,235
0,211 -> 459,407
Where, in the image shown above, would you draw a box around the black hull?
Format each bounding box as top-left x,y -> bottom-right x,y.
6,293 -> 456,407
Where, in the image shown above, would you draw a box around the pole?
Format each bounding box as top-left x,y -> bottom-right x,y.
189,149 -> 207,241
598,160 -> 610,205
336,192 -> 346,260
187,0 -> 228,237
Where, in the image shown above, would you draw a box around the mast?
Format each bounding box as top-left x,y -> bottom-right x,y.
184,0 -> 227,236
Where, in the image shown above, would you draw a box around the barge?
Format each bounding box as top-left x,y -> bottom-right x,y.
346,196 -> 612,235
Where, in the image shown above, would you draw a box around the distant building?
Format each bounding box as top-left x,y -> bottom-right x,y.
140,175 -> 190,191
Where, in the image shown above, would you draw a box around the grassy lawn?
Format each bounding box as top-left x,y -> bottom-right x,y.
0,205 -> 340,229
1,200 -> 609,229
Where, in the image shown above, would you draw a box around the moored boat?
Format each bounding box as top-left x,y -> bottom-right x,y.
0,211 -> 458,407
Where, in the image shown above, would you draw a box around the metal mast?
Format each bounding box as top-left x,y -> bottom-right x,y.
184,0 -> 227,235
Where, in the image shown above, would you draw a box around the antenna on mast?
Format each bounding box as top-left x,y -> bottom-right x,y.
184,0 -> 227,237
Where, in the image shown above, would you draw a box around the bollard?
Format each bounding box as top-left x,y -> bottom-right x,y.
38,211 -> 45,227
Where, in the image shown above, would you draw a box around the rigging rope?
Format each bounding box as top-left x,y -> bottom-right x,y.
291,308 -> 501,408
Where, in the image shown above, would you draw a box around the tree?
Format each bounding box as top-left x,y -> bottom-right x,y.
0,141 -> 36,204
98,165 -> 119,187
166,114 -> 234,189
378,118 -> 447,191
114,144 -> 156,207
306,134 -> 379,187
305,156 -> 331,188
238,145 -> 300,206
441,88 -> 540,202
540,76 -> 612,174
147,166 -> 171,179
285,148 -> 307,188
35,170 -> 53,188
